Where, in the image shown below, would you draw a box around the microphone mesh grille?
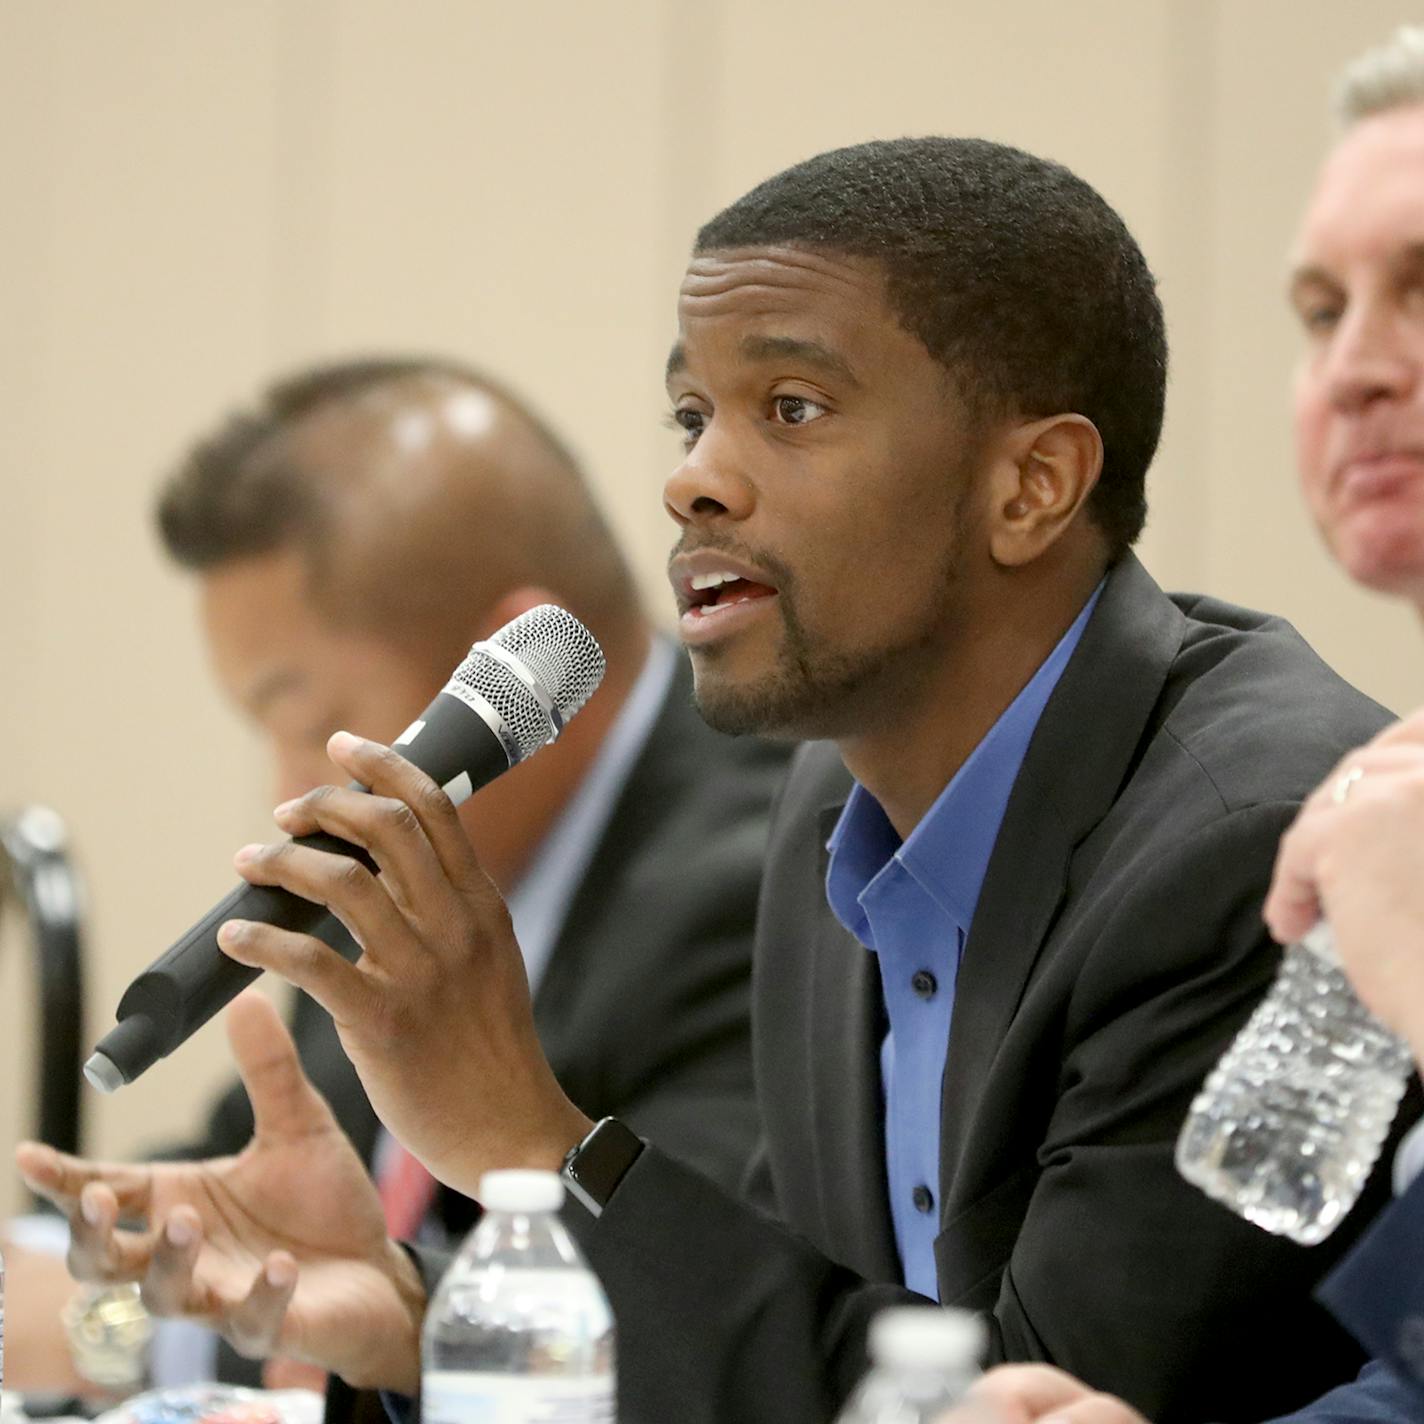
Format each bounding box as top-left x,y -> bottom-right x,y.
489,605 -> 606,723
450,653 -> 552,762
449,605 -> 606,765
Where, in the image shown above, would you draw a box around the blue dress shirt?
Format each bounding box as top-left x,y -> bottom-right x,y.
825,587 -> 1101,1297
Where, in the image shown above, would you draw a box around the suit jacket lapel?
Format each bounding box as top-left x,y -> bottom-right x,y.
938,555 -> 1187,1198
809,801 -> 902,1283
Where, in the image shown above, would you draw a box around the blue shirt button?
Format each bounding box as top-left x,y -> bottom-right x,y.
911,969 -> 937,999
912,1183 -> 935,1213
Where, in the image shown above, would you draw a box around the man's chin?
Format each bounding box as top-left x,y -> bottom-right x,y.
689,661 -> 807,740
690,682 -> 799,739
689,667 -> 855,742
686,629 -> 894,741
1334,528 -> 1424,604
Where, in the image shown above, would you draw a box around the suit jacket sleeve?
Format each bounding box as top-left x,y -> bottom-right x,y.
1262,1361 -> 1423,1424
1261,1159 -> 1424,1424
567,1147 -> 914,1424
1308,1169 -> 1424,1411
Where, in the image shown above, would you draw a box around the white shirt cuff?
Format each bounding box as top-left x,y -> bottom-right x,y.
1393,1116 -> 1424,1196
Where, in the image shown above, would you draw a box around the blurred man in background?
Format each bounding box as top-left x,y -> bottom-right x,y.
964,24 -> 1424,1424
7,355 -> 786,1389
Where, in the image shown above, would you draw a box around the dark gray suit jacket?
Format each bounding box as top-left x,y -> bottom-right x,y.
176,653 -> 790,1206
550,557 -> 1416,1424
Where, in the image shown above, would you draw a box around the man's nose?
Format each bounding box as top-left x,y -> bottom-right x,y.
663,421 -> 756,527
1326,303 -> 1419,413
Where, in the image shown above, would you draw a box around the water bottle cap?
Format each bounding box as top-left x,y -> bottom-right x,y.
1298,920 -> 1338,963
478,1169 -> 565,1213
868,1307 -> 986,1371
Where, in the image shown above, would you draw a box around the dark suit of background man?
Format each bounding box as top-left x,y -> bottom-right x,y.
18,143 -> 1411,1424
4,356 -> 787,1390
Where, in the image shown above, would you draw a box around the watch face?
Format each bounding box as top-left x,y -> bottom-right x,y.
563,1118 -> 644,1215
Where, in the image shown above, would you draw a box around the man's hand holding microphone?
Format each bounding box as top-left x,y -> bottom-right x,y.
19,606 -> 606,1391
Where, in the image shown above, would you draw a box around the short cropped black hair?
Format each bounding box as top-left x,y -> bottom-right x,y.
696,137 -> 1167,554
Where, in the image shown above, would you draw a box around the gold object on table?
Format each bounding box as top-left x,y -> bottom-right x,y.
60,1282 -> 153,1392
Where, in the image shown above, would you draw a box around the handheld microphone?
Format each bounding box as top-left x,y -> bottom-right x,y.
85,604 -> 605,1093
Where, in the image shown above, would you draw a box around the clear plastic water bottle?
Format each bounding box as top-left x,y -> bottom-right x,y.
1176,921 -> 1415,1244
422,1169 -> 614,1424
834,1306 -> 985,1424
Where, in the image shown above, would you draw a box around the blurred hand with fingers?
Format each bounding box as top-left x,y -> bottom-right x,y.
219,730 -> 593,1197
15,991 -> 427,1393
950,1365 -> 1149,1424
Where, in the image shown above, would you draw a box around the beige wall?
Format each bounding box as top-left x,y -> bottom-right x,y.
1,0 -> 1420,1211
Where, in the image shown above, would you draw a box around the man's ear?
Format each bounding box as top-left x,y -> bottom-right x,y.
985,414 -> 1104,568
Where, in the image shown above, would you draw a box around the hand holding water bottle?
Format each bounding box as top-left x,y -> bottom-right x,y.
1176,710 -> 1424,1243
1265,707 -> 1424,1068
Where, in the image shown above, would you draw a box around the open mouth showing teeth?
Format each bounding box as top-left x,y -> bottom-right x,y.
687,570 -> 777,614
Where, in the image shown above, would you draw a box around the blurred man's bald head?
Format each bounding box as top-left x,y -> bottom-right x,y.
157,357 -> 641,677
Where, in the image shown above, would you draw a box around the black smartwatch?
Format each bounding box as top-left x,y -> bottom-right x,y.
560,1116 -> 644,1217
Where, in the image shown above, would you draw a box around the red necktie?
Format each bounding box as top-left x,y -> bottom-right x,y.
378,1142 -> 439,1240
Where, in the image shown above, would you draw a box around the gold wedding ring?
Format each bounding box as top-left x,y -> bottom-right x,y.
1332,765 -> 1365,805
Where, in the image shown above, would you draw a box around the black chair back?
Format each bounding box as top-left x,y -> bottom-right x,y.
1,806 -> 87,1159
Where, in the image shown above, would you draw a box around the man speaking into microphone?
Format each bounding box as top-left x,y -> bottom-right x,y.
18,142 -> 1407,1423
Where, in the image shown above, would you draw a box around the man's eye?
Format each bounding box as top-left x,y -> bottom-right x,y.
668,408 -> 705,446
1299,304 -> 1341,335
772,395 -> 827,426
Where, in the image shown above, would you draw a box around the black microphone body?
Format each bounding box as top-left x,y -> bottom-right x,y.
87,606 -> 604,1092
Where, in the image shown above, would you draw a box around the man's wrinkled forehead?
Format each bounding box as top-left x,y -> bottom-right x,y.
665,334 -> 862,389
1292,105 -> 1424,273
666,246 -> 893,387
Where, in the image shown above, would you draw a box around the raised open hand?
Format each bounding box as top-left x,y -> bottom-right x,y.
17,992 -> 427,1393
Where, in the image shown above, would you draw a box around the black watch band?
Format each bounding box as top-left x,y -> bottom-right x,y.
560,1117 -> 644,1218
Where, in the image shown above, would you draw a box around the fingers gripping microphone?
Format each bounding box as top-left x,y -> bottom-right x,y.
85,605 -> 605,1093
